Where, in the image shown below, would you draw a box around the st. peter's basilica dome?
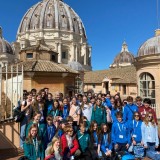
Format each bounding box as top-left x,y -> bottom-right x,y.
16,0 -> 91,70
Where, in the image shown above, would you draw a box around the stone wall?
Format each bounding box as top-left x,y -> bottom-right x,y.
23,73 -> 76,97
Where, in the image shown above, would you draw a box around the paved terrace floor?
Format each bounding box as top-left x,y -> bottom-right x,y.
0,148 -> 153,160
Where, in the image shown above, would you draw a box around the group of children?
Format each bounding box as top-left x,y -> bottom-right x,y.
18,88 -> 160,160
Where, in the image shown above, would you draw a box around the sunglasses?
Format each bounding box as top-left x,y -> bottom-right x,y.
148,116 -> 153,118
134,115 -> 139,117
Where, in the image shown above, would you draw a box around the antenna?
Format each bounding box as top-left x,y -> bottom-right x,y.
157,0 -> 160,28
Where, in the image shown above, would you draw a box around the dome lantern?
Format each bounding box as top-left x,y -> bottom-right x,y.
155,29 -> 160,37
110,41 -> 134,68
121,41 -> 129,52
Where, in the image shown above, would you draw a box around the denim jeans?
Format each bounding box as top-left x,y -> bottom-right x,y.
20,116 -> 27,149
146,142 -> 160,160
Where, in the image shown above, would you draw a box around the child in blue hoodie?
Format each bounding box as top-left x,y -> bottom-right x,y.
111,99 -> 123,123
99,123 -> 113,159
129,112 -> 142,145
105,94 -> 112,110
112,112 -> 131,152
123,96 -> 138,122
128,112 -> 143,158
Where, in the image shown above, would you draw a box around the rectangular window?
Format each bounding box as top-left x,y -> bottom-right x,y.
51,54 -> 56,61
122,85 -> 126,95
26,53 -> 33,59
62,52 -> 66,59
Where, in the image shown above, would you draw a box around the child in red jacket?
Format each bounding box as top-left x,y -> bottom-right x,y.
61,125 -> 81,160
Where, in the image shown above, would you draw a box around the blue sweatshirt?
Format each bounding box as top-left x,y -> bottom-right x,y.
105,98 -> 112,110
111,108 -> 118,123
111,108 -> 124,123
128,120 -> 142,143
123,104 -> 138,121
93,131 -> 99,146
111,121 -> 131,144
100,133 -> 112,153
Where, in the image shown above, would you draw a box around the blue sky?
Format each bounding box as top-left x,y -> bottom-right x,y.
0,0 -> 158,70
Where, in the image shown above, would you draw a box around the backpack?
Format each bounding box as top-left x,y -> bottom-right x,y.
13,101 -> 26,123
134,145 -> 144,158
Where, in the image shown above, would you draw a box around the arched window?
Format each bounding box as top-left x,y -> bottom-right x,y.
75,76 -> 83,94
139,72 -> 155,104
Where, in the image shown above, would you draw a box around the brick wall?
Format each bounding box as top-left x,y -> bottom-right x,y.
23,73 -> 76,96
20,51 -> 51,61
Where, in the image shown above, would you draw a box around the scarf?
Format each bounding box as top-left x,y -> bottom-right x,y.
66,135 -> 73,149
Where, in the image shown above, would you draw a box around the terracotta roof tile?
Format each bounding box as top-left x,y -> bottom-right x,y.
84,66 -> 136,84
4,60 -> 78,74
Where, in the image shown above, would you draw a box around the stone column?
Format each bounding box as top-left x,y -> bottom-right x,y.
55,42 -> 58,52
83,44 -> 87,65
58,43 -> 62,63
70,43 -> 75,61
75,45 -> 78,62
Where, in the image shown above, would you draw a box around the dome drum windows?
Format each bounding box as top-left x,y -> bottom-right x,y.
62,51 -> 67,59
51,53 -> 58,62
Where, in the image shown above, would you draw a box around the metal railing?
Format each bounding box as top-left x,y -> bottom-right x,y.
0,63 -> 23,121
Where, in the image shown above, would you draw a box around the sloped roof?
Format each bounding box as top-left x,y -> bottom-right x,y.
4,60 -> 78,74
84,66 -> 136,84
21,44 -> 55,52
